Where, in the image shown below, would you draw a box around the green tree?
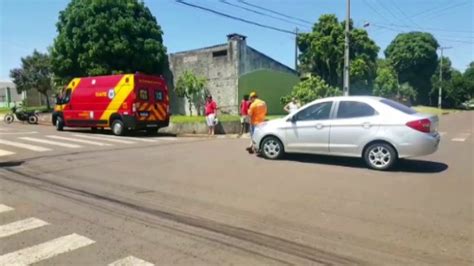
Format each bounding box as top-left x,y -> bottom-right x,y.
385,32 -> 439,105
281,75 -> 341,105
373,63 -> 398,98
298,14 -> 379,91
10,50 -> 53,109
51,0 -> 167,84
463,62 -> 474,99
175,71 -> 207,116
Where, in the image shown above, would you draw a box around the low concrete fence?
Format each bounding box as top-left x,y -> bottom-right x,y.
159,121 -> 241,135
35,112 -> 241,135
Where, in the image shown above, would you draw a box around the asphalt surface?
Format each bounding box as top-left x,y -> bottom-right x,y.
0,111 -> 472,265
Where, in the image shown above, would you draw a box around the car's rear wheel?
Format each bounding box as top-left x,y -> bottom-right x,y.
364,142 -> 397,170
261,136 -> 284,160
111,119 -> 127,136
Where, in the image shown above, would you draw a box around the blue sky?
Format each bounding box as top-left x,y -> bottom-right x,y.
1,0 -> 473,81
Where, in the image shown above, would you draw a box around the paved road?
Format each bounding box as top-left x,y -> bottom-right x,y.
0,112 -> 472,265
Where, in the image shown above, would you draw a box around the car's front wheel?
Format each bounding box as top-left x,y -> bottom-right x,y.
364,142 -> 397,170
261,136 -> 284,160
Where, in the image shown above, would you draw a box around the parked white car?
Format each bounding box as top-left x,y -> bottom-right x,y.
252,96 -> 440,170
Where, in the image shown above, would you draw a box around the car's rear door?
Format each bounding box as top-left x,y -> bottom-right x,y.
329,100 -> 381,156
135,87 -> 153,121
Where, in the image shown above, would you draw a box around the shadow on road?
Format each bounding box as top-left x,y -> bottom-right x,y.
280,154 -> 448,173
0,161 -> 24,168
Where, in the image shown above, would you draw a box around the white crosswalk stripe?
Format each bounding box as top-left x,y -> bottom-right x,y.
19,137 -> 82,148
0,218 -> 49,238
47,135 -> 112,146
99,135 -> 159,143
451,133 -> 471,142
72,134 -> 136,144
0,149 -> 15,157
0,204 -> 14,213
0,139 -> 51,152
0,233 -> 95,265
109,256 -> 154,266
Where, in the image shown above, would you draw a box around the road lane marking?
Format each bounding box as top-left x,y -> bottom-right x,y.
0,139 -> 51,152
0,218 -> 49,238
72,134 -> 136,144
0,131 -> 38,135
451,133 -> 471,142
0,233 -> 95,265
99,134 -> 159,143
19,137 -> 82,148
47,135 -> 112,146
0,204 -> 14,213
0,149 -> 15,157
109,256 -> 154,266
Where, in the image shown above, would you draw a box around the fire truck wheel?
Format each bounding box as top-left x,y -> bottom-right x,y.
111,119 -> 127,136
56,116 -> 64,131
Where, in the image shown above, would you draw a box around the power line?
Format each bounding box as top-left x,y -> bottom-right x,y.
362,0 -> 389,22
218,0 -> 309,28
371,24 -> 474,44
410,1 -> 470,19
175,0 -> 296,35
423,1 -> 471,20
372,23 -> 474,40
374,0 -> 408,27
372,22 -> 474,34
387,0 -> 423,29
237,0 -> 313,25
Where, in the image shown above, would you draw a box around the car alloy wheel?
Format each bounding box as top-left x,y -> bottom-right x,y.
262,136 -> 283,159
364,143 -> 397,170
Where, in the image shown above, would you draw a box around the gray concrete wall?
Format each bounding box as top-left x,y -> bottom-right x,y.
240,46 -> 297,76
169,42 -> 240,115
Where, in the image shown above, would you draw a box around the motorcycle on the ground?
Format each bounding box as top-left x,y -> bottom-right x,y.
3,106 -> 39,124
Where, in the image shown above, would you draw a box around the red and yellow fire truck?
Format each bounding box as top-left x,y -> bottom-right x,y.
53,73 -> 170,136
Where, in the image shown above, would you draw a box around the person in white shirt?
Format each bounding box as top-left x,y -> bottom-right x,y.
284,98 -> 300,114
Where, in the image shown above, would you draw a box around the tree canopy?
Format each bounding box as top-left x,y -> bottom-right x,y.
51,0 -> 167,84
10,50 -> 54,109
385,32 -> 439,105
175,71 -> 207,116
281,75 -> 341,105
297,14 -> 379,92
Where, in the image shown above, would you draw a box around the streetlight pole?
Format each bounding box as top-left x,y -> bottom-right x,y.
343,0 -> 350,96
438,46 -> 452,109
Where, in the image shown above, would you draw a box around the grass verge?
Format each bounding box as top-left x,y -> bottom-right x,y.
413,106 -> 459,115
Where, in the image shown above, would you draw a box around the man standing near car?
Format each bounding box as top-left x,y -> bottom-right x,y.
246,91 -> 267,153
205,95 -> 217,136
239,94 -> 250,136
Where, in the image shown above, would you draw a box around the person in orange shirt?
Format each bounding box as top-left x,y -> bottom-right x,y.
246,91 -> 267,153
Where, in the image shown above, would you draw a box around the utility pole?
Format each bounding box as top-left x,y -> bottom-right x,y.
294,27 -> 299,71
343,0 -> 350,96
438,46 -> 452,109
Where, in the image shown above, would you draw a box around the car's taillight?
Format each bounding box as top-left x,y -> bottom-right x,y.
406,119 -> 431,133
132,103 -> 137,113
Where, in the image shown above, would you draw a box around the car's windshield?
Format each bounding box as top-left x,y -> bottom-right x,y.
380,99 -> 417,114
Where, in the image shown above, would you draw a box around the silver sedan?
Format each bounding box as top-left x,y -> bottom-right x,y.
252,96 -> 441,170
